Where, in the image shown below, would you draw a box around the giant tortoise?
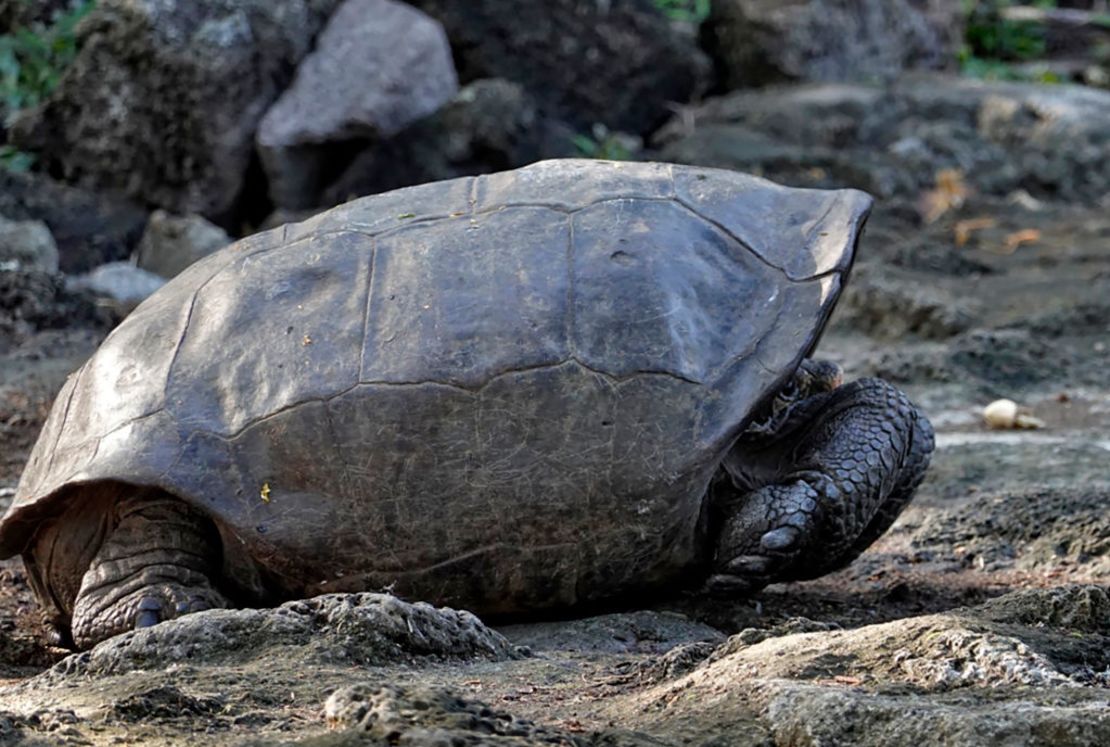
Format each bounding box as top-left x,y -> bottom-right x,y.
0,160 -> 933,649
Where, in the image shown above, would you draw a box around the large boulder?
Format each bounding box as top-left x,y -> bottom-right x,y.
322,79 -> 576,207
10,0 -> 341,220
0,171 -> 147,274
403,0 -> 710,135
257,0 -> 458,209
704,0 -> 962,90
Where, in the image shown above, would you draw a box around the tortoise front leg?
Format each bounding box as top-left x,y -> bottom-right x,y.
70,491 -> 228,649
708,377 -> 934,594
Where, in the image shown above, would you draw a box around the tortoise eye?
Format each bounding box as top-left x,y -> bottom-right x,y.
779,378 -> 799,399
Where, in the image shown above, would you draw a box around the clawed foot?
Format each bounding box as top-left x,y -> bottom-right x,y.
72,580 -> 228,649
707,375 -> 933,597
705,475 -> 832,595
133,587 -> 223,628
63,491 -> 230,650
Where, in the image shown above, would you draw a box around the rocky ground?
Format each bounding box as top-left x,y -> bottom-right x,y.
0,2 -> 1108,741
0,165 -> 1107,744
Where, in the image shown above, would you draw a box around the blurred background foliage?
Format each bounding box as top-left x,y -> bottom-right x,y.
961,0 -> 1110,81
0,0 -> 95,170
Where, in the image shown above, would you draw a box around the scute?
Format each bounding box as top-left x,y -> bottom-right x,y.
570,198 -> 780,383
361,206 -> 570,388
474,160 -> 676,211
167,230 -> 371,435
674,167 -> 871,280
0,160 -> 872,609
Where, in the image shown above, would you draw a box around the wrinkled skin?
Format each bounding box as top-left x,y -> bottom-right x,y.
27,360 -> 932,649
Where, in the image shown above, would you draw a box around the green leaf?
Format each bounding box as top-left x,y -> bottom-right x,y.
571,134 -> 599,157
0,0 -> 97,124
652,0 -> 711,24
0,145 -> 36,173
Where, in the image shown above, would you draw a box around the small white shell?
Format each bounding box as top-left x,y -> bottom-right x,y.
982,399 -> 1044,430
983,399 -> 1018,428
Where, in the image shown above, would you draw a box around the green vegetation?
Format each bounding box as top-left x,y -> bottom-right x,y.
963,1 -> 1049,64
959,1 -> 1053,82
653,0 -> 711,24
960,1 -> 1110,83
572,126 -> 638,161
0,143 -> 35,172
0,0 -> 96,171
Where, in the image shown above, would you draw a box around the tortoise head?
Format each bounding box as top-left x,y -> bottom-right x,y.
743,359 -> 843,440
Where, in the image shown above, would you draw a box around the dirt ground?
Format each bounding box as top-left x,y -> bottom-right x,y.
0,185 -> 1107,743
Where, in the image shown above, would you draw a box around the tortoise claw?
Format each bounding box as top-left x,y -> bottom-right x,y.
704,573 -> 761,595
134,596 -> 163,629
760,526 -> 801,553
133,591 -> 216,631
724,554 -> 773,575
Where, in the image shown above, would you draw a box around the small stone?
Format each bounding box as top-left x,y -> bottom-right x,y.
135,211 -> 231,279
0,217 -> 59,272
67,262 -> 166,311
0,170 -> 147,273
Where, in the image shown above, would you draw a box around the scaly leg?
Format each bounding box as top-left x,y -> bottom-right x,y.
708,377 -> 934,593
70,491 -> 228,649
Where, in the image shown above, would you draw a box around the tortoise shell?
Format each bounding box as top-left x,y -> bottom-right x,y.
0,160 -> 871,613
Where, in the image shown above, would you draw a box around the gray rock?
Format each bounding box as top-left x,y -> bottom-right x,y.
762,681 -> 1108,747
0,269 -> 109,352
403,0 -> 709,134
103,685 -> 224,723
134,210 -> 231,279
655,76 -> 1110,205
0,171 -> 147,274
832,264 -> 977,340
44,593 -> 519,679
10,0 -> 341,218
970,586 -> 1110,634
66,262 -> 166,310
632,588 -> 1110,746
704,0 -> 961,89
324,683 -> 581,746
907,488 -> 1110,578
323,78 -> 576,206
258,0 -> 458,209
0,218 -> 59,273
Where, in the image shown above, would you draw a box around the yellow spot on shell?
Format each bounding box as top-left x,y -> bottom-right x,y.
260,483 -> 272,503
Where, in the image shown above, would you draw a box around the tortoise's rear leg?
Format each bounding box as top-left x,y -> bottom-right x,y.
71,490 -> 228,649
708,378 -> 934,594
